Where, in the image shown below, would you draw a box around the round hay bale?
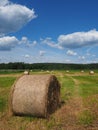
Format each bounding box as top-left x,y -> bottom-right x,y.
89,70 -> 94,75
66,70 -> 69,73
11,74 -> 60,118
81,70 -> 84,73
46,70 -> 50,73
24,70 -> 29,75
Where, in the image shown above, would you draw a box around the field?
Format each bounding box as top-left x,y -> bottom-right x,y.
0,70 -> 98,130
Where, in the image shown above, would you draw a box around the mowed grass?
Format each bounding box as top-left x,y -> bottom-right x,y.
71,74 -> 98,126
0,77 -> 16,112
73,76 -> 98,97
0,70 -> 98,130
58,75 -> 74,101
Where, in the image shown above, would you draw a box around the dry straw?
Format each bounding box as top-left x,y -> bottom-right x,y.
89,70 -> 94,75
24,70 -> 29,75
10,74 -> 60,118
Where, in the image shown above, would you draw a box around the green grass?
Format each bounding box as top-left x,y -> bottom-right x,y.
0,77 -> 16,88
71,74 -> 98,126
0,97 -> 6,112
73,76 -> 98,97
0,70 -> 98,130
0,77 -> 16,113
58,75 -> 74,101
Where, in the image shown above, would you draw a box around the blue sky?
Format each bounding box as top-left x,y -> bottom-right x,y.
0,0 -> 98,63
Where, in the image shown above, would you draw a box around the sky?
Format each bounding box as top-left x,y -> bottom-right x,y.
0,0 -> 98,63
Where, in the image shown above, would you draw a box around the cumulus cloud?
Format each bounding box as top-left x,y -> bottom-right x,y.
0,0 -> 37,34
20,37 -> 37,47
24,54 -> 30,58
41,37 -> 56,47
40,37 -> 63,49
58,29 -> 98,49
0,36 -> 19,50
66,50 -> 77,56
79,56 -> 85,60
40,29 -> 98,50
0,0 -> 9,6
39,50 -> 46,56
21,37 -> 29,44
32,40 -> 37,46
0,36 -> 37,51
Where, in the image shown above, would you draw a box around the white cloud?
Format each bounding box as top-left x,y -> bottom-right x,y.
40,29 -> 98,50
41,37 -> 56,47
58,29 -> 98,48
24,54 -> 30,58
79,56 -> 85,60
66,50 -> 77,56
0,36 -> 19,50
0,0 -> 9,6
0,0 -> 37,34
32,40 -> 37,46
39,50 -> 46,56
0,36 -> 37,51
21,37 -> 29,44
20,37 -> 37,47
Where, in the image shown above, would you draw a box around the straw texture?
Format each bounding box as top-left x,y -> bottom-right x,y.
11,74 -> 60,118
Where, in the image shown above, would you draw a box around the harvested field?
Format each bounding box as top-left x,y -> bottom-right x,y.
0,70 -> 98,130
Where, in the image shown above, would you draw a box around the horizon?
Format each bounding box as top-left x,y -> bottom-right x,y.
0,62 -> 98,65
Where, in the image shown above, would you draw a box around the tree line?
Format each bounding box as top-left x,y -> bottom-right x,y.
0,62 -> 98,70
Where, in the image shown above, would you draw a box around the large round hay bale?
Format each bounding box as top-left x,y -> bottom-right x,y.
11,74 -> 60,118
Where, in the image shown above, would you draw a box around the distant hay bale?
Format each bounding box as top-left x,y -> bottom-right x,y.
10,74 -> 60,118
89,70 -> 94,75
66,70 -> 69,73
24,70 -> 29,75
46,70 -> 50,73
81,70 -> 84,73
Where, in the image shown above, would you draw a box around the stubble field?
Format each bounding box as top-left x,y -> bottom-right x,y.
0,70 -> 98,130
